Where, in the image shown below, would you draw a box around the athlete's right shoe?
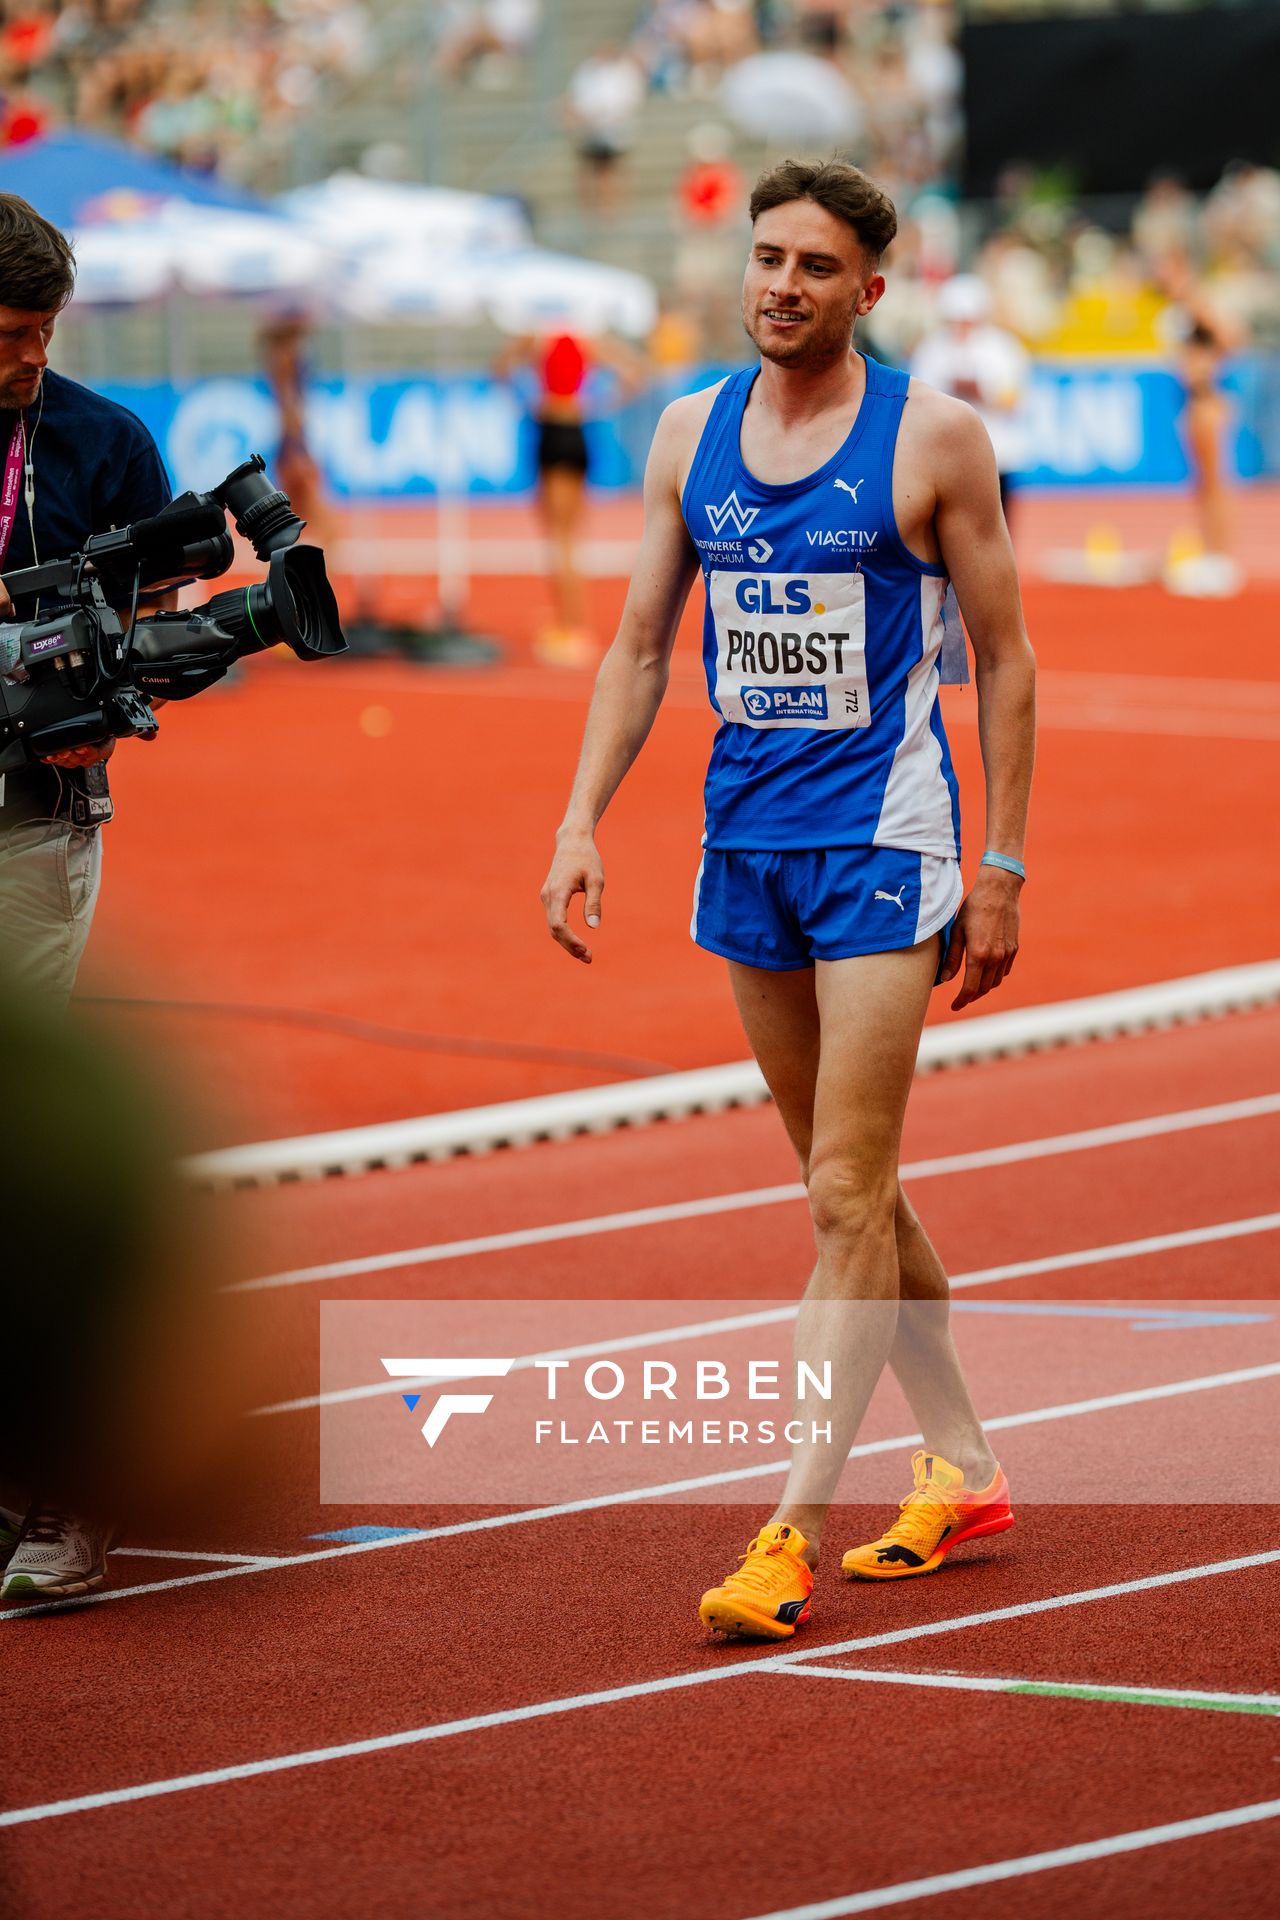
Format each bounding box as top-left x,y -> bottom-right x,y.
841,1451 -> 1013,1581
699,1522 -> 814,1640
1,1510 -> 114,1600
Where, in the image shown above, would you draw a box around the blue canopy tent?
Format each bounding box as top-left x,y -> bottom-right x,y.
0,130 -> 269,230
0,130 -> 301,424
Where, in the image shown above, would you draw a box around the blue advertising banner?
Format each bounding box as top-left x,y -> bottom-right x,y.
99,358 -> 1277,500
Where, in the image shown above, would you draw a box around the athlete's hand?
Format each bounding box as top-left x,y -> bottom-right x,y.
542,831 -> 605,964
0,580 -> 13,617
940,866 -> 1021,1011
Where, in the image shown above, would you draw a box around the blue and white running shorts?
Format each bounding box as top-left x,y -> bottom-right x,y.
690,846 -> 963,972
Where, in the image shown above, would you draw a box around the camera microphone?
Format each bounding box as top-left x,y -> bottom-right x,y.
85,500 -> 234,589
129,501 -> 228,560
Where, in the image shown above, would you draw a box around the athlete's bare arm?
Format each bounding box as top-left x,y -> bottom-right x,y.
898,384 -> 1036,1010
541,391 -> 715,962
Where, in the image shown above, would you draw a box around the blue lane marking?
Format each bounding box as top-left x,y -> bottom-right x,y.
308,1526 -> 423,1545
402,1394 -> 421,1411
952,1303 -> 1272,1332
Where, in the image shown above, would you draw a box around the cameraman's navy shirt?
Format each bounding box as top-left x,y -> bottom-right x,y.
0,368 -> 171,824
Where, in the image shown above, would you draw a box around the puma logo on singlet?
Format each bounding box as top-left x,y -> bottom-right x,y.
874,886 -> 907,910
833,477 -> 865,503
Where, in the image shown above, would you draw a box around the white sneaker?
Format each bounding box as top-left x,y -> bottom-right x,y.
1,1510 -> 114,1599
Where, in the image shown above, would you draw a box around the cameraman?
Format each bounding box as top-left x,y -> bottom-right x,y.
0,192 -> 173,1601
0,194 -> 173,993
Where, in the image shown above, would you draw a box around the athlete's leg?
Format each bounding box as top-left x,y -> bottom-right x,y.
762,940 -> 938,1558
539,465 -> 589,634
1187,392 -> 1230,555
889,1186 -> 998,1489
726,959 -> 820,1169
729,949 -> 997,1536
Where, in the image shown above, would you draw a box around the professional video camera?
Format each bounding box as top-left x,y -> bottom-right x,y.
0,456 -> 346,778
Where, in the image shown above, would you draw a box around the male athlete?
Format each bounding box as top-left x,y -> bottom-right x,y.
541,158 -> 1035,1639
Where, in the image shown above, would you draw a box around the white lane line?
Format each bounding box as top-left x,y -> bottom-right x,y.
113,1549 -> 290,1567
231,1093 -> 1280,1293
947,1212 -> 1280,1288
778,1665 -> 1280,1714
1,1550 -> 1276,1830
235,1186 -> 806,1291
254,1216 -> 1280,1416
4,1365 -> 1277,1624
741,1799 -> 1280,1920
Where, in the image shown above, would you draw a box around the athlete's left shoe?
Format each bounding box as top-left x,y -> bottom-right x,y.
533,626 -> 599,669
1,1510 -> 115,1599
841,1451 -> 1013,1581
699,1522 -> 814,1639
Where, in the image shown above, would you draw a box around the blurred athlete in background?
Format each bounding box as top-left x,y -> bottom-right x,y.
1158,252 -> 1244,595
542,159 -> 1035,1640
259,314 -> 335,552
495,329 -> 645,667
911,274 -> 1029,532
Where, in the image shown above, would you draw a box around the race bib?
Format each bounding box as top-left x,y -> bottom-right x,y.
710,570 -> 870,731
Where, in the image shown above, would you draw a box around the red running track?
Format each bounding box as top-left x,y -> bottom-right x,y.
77,573 -> 1280,1146
1,1012 -> 1277,1916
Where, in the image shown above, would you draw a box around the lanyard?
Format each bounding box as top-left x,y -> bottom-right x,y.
0,414 -> 26,572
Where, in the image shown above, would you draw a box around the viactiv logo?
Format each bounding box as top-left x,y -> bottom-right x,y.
380,1357 -> 515,1446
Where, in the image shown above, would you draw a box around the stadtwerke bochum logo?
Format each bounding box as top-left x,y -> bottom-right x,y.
705,490 -> 760,538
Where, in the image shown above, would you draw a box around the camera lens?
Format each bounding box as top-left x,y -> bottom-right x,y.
201,547 -> 343,661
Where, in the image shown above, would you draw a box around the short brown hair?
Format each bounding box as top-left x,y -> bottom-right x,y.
749,159 -> 898,262
0,194 -> 76,312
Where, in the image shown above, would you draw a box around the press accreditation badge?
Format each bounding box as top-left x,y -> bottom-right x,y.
709,570 -> 870,731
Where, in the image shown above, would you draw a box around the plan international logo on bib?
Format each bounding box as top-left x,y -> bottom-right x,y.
742,685 -> 829,721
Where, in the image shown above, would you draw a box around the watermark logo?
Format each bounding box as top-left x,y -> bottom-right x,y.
705,490 -> 759,537
379,1357 -> 515,1447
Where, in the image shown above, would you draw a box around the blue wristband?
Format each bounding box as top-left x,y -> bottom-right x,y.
981,850 -> 1026,880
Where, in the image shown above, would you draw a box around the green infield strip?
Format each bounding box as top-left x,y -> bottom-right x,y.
788,1666 -> 1280,1717
1008,1680 -> 1280,1716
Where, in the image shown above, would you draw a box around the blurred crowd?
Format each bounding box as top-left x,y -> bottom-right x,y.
0,0 -> 373,173
867,162 -> 1280,368
427,2 -> 1280,376
559,4 -> 961,218
3,0 -> 1278,376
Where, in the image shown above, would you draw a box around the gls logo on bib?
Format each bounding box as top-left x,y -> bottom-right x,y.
710,570 -> 871,732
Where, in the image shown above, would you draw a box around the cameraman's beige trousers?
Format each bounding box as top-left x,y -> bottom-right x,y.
0,821 -> 102,1007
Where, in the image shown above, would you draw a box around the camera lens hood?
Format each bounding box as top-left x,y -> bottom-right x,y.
267,545 -> 346,659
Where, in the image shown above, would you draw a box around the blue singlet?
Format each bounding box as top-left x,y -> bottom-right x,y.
680,355 -> 962,861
